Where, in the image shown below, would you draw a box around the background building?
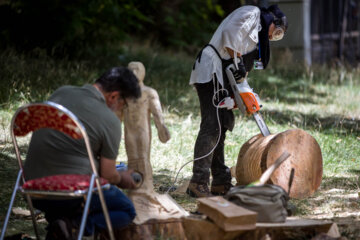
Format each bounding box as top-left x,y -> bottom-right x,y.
267,0 -> 360,67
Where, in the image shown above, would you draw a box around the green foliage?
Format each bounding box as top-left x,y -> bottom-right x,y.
155,0 -> 223,50
0,43 -> 196,112
0,0 -> 223,55
118,46 -> 197,114
0,48 -> 96,107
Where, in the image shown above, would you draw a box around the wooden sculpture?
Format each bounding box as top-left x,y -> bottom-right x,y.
123,61 -> 170,193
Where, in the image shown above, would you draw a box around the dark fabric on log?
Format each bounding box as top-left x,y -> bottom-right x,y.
225,184 -> 289,223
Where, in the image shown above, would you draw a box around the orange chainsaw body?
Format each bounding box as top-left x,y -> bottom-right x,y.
239,92 -> 260,114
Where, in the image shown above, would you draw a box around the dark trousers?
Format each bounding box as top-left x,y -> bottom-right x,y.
191,80 -> 234,185
33,185 -> 136,235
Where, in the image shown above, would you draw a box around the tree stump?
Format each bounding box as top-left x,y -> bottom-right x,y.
99,219 -> 186,240
235,129 -> 322,199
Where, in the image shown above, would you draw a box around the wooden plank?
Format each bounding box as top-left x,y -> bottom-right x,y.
240,217 -> 341,240
182,216 -> 341,240
256,218 -> 335,228
197,196 -> 257,231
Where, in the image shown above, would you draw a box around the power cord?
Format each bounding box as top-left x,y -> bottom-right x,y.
166,89 -> 229,194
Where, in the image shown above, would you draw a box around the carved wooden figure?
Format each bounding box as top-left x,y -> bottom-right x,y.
123,61 -> 170,193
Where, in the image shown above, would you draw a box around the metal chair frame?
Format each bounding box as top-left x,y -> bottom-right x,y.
0,101 -> 115,240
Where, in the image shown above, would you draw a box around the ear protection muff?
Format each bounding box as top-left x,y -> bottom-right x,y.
271,25 -> 284,41
270,13 -> 288,41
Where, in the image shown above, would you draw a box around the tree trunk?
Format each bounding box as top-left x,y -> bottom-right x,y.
235,129 -> 322,199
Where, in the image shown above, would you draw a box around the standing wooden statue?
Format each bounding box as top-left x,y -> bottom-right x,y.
110,62 -> 187,239
123,61 -> 170,193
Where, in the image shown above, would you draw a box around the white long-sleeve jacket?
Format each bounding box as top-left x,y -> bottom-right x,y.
190,6 -> 262,87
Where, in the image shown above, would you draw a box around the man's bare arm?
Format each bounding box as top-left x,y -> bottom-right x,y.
100,156 -> 136,189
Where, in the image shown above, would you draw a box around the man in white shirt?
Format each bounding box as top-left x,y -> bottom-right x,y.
187,5 -> 288,197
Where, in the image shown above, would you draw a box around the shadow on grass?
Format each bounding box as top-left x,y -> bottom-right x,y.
0,152 -> 20,220
263,109 -> 360,135
250,70 -> 328,99
335,217 -> 360,240
153,169 -> 177,192
291,173 -> 360,239
320,175 -> 359,190
153,170 -> 197,213
279,96 -> 319,105
250,74 -> 359,135
0,146 -> 30,222
0,152 -> 18,169
348,169 -> 360,175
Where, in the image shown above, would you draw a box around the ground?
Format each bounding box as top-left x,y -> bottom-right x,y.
0,49 -> 359,239
0,115 -> 359,239
154,170 -> 360,239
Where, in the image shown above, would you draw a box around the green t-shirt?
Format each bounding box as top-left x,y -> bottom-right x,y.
24,84 -> 121,180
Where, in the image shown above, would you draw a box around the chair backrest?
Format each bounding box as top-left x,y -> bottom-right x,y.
7,102 -> 115,240
10,101 -> 99,178
12,101 -> 83,139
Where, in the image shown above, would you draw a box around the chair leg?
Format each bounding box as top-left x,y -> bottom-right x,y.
0,171 -> 22,240
95,178 -> 115,240
24,194 -> 41,240
77,176 -> 115,240
77,174 -> 96,240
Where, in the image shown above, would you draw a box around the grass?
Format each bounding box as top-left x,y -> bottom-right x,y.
0,44 -> 360,239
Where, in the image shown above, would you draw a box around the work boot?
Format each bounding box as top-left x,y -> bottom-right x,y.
186,182 -> 212,198
46,219 -> 73,240
45,218 -> 79,240
211,183 -> 234,196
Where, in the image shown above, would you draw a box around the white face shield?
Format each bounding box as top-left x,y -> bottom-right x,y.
270,26 -> 285,41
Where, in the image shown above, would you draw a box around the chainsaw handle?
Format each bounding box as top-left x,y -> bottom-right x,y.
225,64 -> 247,115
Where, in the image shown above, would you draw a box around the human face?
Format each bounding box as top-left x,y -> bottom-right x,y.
106,91 -> 127,111
115,94 -> 129,111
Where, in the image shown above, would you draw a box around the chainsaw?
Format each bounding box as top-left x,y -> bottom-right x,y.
221,62 -> 271,136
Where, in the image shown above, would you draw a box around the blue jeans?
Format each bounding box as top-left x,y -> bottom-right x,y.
32,185 -> 136,235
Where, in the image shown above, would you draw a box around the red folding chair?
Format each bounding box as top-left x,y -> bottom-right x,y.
0,101 -> 115,240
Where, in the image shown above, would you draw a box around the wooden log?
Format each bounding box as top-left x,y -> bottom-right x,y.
100,219 -> 186,240
101,193 -> 188,240
235,129 -> 322,199
241,218 -> 340,240
182,216 -> 340,240
182,215 -> 245,240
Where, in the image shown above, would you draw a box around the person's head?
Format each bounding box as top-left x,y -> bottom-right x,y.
258,5 -> 288,69
95,67 -> 141,111
261,5 -> 288,41
128,61 -> 146,84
